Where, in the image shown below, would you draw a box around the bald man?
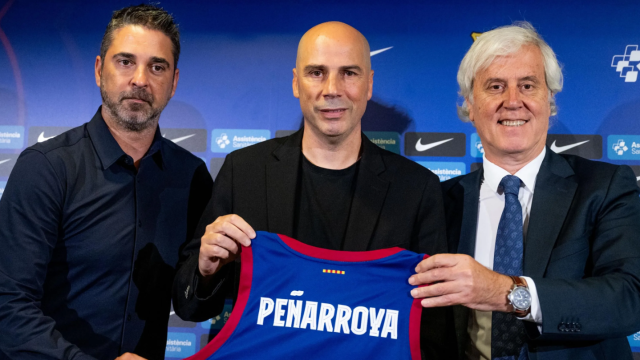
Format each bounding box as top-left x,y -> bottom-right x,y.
172,22 -> 452,358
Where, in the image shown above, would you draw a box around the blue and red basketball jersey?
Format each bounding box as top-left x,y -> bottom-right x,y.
188,231 -> 427,360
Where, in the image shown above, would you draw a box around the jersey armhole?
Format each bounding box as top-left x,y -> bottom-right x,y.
185,245 -> 254,360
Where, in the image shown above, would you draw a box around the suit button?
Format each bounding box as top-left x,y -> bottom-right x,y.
127,314 -> 132,321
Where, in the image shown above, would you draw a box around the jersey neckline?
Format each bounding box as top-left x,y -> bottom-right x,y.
276,232 -> 406,262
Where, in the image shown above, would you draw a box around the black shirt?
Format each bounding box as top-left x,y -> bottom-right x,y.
0,109 -> 213,360
294,155 -> 360,250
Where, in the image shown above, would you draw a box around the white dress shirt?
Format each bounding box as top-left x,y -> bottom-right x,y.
467,148 -> 545,359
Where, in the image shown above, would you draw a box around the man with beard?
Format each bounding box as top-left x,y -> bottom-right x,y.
173,22 -> 452,358
0,5 -> 212,360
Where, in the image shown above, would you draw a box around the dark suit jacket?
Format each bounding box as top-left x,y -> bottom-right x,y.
441,148 -> 640,360
173,129 -> 455,358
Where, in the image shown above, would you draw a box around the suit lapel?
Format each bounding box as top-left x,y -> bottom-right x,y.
456,168 -> 483,257
524,149 -> 577,277
342,136 -> 390,251
266,130 -> 302,236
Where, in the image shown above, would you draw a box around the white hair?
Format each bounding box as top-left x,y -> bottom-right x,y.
456,21 -> 563,122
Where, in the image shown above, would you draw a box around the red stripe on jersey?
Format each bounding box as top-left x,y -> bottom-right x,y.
186,245 -> 254,360
409,254 -> 429,360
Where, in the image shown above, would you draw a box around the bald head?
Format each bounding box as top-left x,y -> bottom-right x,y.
296,22 -> 371,70
292,21 -> 374,148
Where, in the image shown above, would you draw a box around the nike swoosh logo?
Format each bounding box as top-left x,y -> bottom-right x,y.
0,159 -> 10,165
38,132 -> 56,142
550,140 -> 590,153
165,134 -> 196,144
370,46 -> 393,56
415,138 -> 453,152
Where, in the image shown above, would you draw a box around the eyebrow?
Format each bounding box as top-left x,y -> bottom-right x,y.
340,65 -> 363,72
303,64 -> 364,73
113,52 -> 135,60
483,75 -> 541,86
303,64 -> 326,72
112,52 -> 172,68
150,56 -> 171,68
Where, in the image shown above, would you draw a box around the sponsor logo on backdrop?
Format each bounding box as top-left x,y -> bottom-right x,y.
0,181 -> 6,200
211,129 -> 270,153
470,162 -> 482,172
608,135 -> 640,160
0,126 -> 24,149
417,161 -> 466,181
404,132 -> 466,157
27,126 -> 71,146
370,46 -> 393,56
201,302 -> 233,330
470,133 -> 484,158
611,45 -> 640,82
547,134 -> 602,159
0,155 -> 18,177
628,331 -> 640,350
210,157 -> 226,181
165,332 -> 196,358
275,130 -> 297,138
629,165 -> 640,188
162,128 -> 207,153
364,131 -> 400,154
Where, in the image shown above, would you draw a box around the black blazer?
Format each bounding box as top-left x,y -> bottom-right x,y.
173,129 -> 454,358
441,148 -> 640,360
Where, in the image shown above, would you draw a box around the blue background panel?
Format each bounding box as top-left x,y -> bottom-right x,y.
1,0 -> 640,358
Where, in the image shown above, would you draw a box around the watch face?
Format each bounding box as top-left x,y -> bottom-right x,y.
510,287 -> 532,310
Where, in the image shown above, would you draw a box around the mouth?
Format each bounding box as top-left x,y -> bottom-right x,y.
123,98 -> 149,104
498,119 -> 527,127
319,108 -> 347,119
320,108 -> 346,114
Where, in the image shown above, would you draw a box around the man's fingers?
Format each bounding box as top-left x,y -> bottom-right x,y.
409,266 -> 454,285
201,233 -> 240,257
226,214 -> 256,240
207,214 -> 255,247
211,219 -> 252,247
414,253 -> 470,273
420,294 -> 459,308
410,281 -> 461,300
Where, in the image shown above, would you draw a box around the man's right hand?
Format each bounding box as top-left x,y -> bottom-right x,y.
198,214 -> 256,279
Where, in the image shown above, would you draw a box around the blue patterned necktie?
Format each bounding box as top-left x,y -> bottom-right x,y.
491,175 -> 528,360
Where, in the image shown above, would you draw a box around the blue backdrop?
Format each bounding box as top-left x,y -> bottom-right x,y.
1,0 -> 639,358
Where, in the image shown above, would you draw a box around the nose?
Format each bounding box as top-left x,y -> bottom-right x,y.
322,72 -> 341,98
504,85 -> 522,110
131,65 -> 148,88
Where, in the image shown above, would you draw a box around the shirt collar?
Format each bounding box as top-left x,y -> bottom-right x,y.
481,147 -> 546,196
87,107 -> 164,170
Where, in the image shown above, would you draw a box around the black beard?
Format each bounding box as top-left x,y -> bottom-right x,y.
100,86 -> 165,132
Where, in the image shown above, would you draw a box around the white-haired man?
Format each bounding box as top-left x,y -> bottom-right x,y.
410,22 -> 640,359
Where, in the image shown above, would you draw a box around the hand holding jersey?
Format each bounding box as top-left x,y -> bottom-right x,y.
409,254 -> 513,312
198,214 -> 256,280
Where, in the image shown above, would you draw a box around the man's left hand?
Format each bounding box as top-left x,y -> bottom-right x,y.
408,254 -> 513,312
